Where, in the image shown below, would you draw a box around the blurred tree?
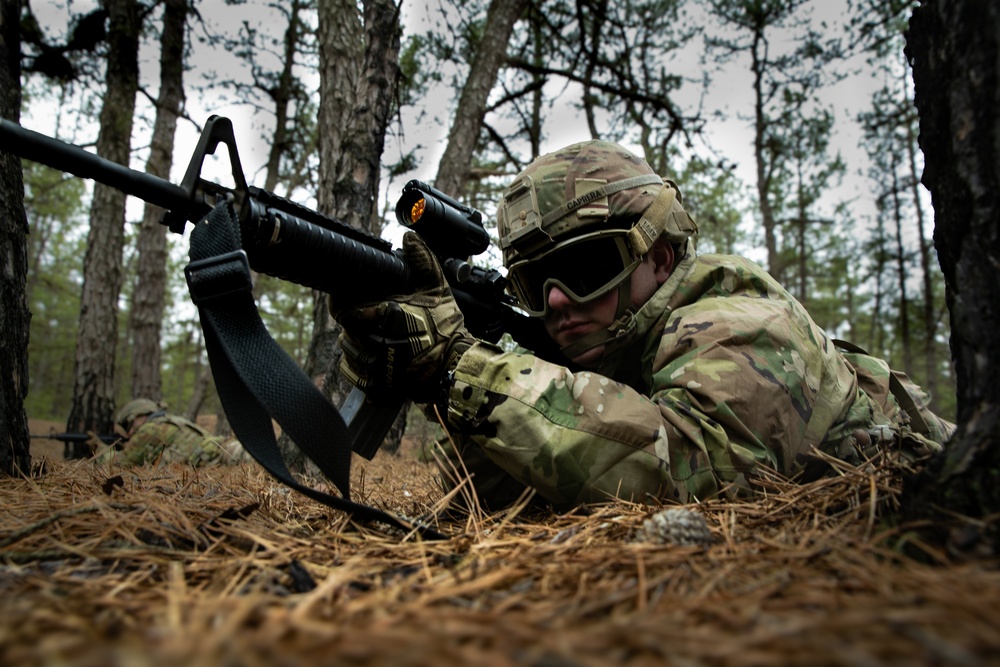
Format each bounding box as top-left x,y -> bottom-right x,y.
0,0 -> 30,475
213,0 -> 319,195
287,0 -> 404,465
201,0 -> 320,436
706,0 -> 842,283
770,99 -> 844,310
434,0 -> 528,196
509,0 -> 700,170
671,155 -> 750,256
855,0 -> 951,415
65,0 -> 142,458
409,0 -> 699,203
20,3 -> 108,82
127,0 -> 187,404
23,162 -> 87,420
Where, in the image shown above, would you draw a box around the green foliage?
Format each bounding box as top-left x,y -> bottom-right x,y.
672,155 -> 751,256
23,163 -> 87,420
397,35 -> 433,107
771,103 -> 846,297
159,321 -> 208,414
254,274 -> 314,367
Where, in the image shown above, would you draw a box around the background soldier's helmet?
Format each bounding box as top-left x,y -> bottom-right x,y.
495,140 -> 697,317
116,398 -> 161,433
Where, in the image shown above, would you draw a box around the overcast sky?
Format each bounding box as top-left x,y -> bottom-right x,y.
23,0 -> 908,260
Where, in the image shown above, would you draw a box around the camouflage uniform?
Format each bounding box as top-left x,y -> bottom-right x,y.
119,414 -> 246,466
444,242 -> 953,507
106,398 -> 248,467
435,141 -> 954,509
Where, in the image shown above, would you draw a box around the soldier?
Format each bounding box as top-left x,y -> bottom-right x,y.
335,140 -> 954,509
109,398 -> 247,467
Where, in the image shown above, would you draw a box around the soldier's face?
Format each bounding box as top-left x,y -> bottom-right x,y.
542,240 -> 675,369
128,415 -> 149,437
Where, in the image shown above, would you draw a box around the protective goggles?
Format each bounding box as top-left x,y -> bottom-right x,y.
506,230 -> 640,316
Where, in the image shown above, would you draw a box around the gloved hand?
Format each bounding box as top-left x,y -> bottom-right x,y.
333,232 -> 474,404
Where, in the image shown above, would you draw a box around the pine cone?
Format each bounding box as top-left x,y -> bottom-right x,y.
635,508 -> 713,547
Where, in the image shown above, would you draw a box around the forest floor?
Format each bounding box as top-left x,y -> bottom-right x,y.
5,423 -> 1000,666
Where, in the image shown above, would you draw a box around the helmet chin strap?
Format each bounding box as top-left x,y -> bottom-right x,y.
557,279 -> 637,373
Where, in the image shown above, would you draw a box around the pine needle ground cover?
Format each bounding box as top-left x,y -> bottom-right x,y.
1,445 -> 998,667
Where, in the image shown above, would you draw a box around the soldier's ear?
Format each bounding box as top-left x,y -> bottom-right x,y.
648,238 -> 675,285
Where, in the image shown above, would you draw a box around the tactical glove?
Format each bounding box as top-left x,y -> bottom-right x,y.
333,232 -> 474,404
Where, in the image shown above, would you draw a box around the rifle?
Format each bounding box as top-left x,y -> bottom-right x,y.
1,116 -> 550,535
31,432 -> 121,460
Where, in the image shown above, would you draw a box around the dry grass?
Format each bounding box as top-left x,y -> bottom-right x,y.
2,444 -> 998,667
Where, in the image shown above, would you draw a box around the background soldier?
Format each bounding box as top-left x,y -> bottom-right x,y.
109,398 -> 247,466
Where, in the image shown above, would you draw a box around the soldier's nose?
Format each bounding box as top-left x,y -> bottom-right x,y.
547,284 -> 573,311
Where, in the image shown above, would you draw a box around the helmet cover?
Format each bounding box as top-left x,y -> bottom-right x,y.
496,141 -> 696,268
116,398 -> 161,432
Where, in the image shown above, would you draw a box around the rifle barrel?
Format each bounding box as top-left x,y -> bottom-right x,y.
30,432 -> 119,444
0,119 -> 209,223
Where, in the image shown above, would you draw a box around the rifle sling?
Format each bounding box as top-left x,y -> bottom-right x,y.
184,201 -> 443,540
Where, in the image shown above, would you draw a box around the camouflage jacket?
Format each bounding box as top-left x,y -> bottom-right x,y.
443,246 -> 952,508
113,415 -> 245,467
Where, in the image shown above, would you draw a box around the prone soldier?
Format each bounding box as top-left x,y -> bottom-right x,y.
334,140 -> 954,510
107,398 -> 248,467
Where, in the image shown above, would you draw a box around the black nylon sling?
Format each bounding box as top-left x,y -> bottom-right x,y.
184,201 -> 443,540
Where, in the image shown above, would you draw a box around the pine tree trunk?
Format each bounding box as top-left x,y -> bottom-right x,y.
904,0 -> 1000,524
433,0 -> 528,196
129,0 -> 186,403
261,0 -> 306,193
751,30 -> 781,283
66,0 -> 140,457
890,154 -> 913,377
281,0 -> 403,470
184,365 -> 211,422
0,0 -> 31,476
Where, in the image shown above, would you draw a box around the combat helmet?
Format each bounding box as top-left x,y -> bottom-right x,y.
116,398 -> 162,433
496,141 -> 697,366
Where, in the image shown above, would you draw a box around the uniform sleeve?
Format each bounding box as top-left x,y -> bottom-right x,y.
444,341 -> 772,507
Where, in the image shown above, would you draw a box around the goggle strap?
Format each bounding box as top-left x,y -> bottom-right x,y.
540,173 -> 664,228
627,183 -> 678,256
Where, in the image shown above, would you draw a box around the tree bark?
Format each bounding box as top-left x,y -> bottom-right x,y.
0,0 -> 30,475
433,0 -> 528,196
280,0 -> 404,470
904,0 -> 1000,522
65,0 -> 140,457
129,0 -> 186,403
